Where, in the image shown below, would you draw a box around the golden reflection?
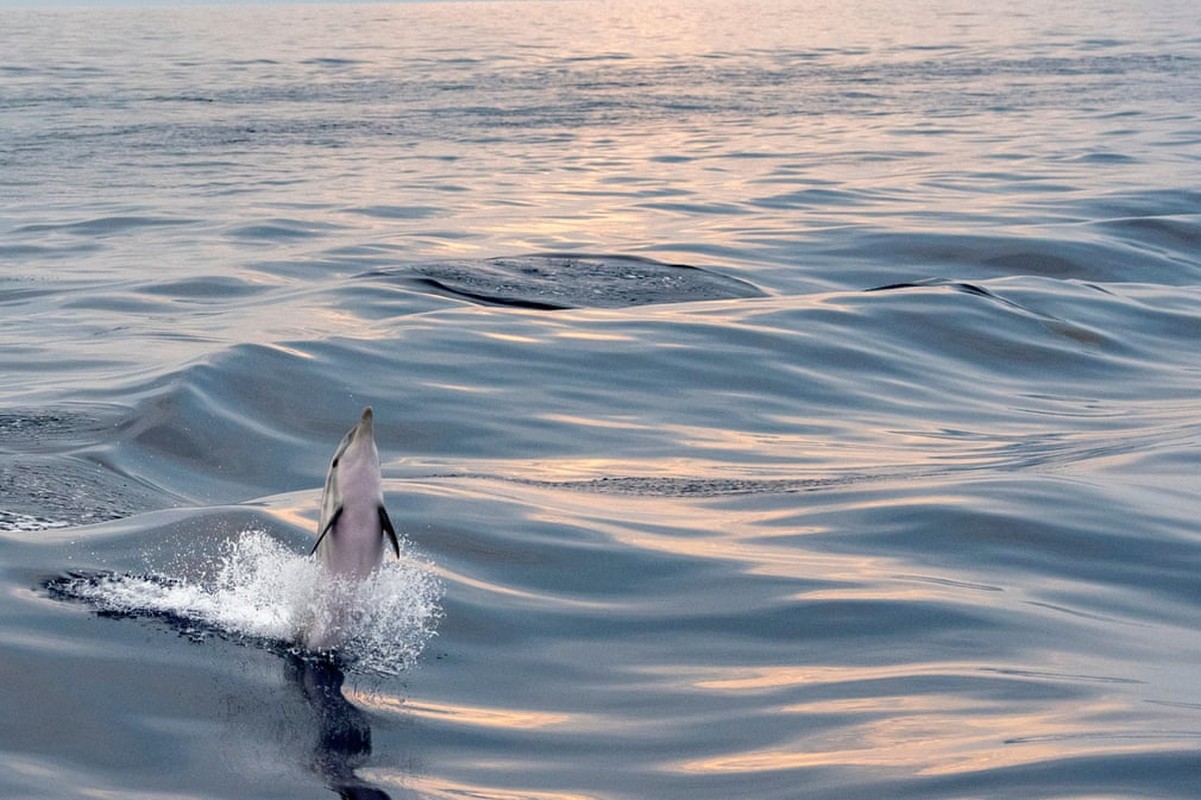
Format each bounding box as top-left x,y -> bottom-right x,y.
485,457 -> 694,484
424,463 -> 986,610
264,504 -> 315,533
480,331 -> 542,345
552,330 -> 634,342
684,663 -> 947,693
539,413 -> 638,430
671,694 -> 1160,777
586,510 -> 899,587
405,699 -> 573,731
462,454 -> 815,487
484,198 -> 652,255
350,692 -> 572,731
480,467 -> 983,603
387,772 -> 600,800
431,563 -> 614,611
261,342 -> 314,359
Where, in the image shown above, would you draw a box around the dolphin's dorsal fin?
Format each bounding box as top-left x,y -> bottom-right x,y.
310,505 -> 343,556
378,505 -> 400,558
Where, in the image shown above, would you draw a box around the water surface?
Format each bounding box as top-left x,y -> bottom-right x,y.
2,1 -> 1201,798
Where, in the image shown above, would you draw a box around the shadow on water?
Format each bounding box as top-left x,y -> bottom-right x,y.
284,653 -> 395,800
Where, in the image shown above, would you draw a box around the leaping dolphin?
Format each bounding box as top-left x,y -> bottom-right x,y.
306,406 -> 399,651
312,406 -> 400,576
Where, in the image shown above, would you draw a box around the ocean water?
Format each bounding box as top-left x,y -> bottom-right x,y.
3,0 -> 1201,797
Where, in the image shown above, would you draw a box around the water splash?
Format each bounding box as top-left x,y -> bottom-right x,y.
45,530 -> 442,676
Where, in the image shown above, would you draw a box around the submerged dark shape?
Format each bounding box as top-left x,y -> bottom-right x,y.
369,253 -> 765,309
285,654 -> 395,800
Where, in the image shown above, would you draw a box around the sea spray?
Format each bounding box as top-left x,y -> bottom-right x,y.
47,529 -> 442,676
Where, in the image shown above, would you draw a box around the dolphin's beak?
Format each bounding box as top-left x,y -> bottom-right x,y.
358,406 -> 374,437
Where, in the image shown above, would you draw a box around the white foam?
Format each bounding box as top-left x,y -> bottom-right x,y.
64,530 -> 442,676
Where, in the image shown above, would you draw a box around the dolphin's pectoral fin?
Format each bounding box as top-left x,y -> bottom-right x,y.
378,505 -> 400,558
310,505 -> 344,556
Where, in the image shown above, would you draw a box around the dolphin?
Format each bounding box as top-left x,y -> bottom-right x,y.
312,406 -> 400,577
305,406 -> 400,651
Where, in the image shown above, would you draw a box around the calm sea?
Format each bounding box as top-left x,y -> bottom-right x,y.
3,1 -> 1201,797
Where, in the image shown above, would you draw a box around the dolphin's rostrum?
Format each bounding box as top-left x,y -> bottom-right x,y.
306,406 -> 399,651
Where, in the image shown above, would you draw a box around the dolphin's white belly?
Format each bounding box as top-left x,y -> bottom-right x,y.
321,502 -> 386,579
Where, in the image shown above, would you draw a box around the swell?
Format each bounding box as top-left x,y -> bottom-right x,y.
6,272 -> 1198,530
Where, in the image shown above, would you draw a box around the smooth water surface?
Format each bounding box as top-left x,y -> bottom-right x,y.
3,1 -> 1201,798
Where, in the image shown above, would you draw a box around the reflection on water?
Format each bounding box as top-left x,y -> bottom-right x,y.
3,0 -> 1201,797
285,654 -> 394,800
